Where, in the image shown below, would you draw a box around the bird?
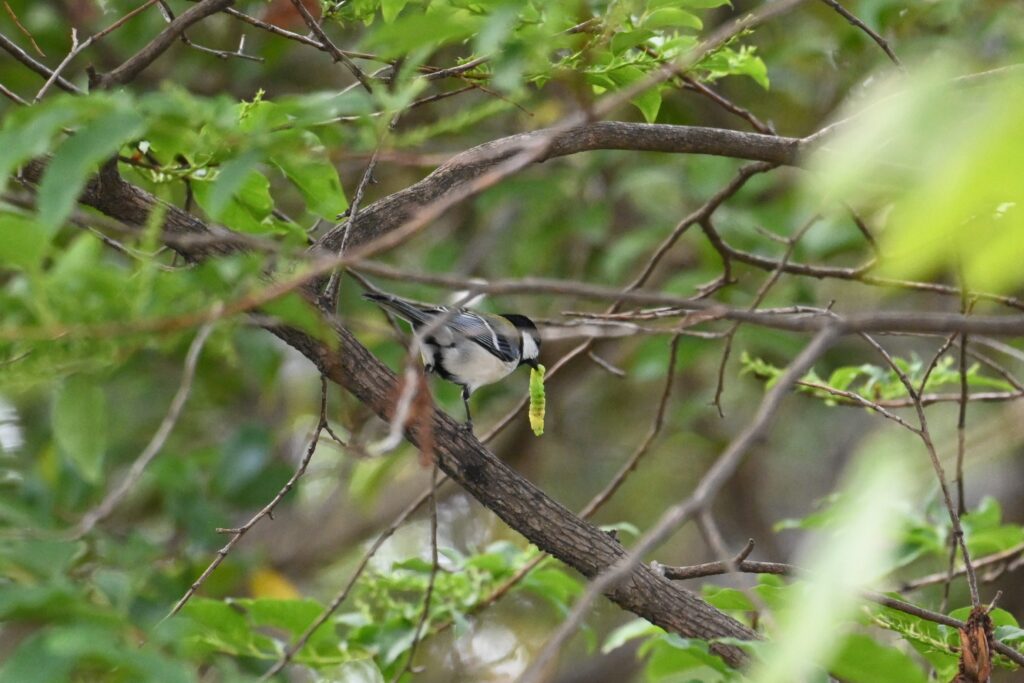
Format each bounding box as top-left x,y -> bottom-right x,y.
363,291 -> 541,432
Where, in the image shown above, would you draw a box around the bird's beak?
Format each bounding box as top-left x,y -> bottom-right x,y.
525,358 -> 540,370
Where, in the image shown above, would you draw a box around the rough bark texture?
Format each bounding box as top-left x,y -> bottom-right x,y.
268,321 -> 757,666
19,131 -> 777,666
312,122 -> 803,255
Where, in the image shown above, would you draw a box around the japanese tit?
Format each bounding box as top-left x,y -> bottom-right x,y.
364,292 -> 541,431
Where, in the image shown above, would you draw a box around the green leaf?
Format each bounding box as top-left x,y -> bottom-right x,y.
52,375 -> 108,482
0,214 -> 49,270
609,65 -> 662,123
643,7 -> 703,31
381,0 -> 409,22
193,163 -> 274,234
271,137 -> 348,219
950,606 -> 1018,629
0,100 -> 78,195
830,633 -> 928,683
643,635 -> 735,680
362,9 -> 482,60
602,618 -> 662,654
205,149 -> 264,221
520,567 -> 583,611
37,110 -> 145,232
699,45 -> 770,89
262,292 -> 336,347
650,0 -> 730,6
610,30 -> 655,55
702,586 -> 756,612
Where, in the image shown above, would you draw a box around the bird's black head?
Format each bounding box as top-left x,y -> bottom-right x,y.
501,314 -> 541,369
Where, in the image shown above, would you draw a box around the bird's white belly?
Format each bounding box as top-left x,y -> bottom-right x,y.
439,342 -> 517,393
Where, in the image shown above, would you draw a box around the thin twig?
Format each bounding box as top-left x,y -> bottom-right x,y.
0,31 -> 83,93
321,124 -> 390,308
682,76 -> 775,134
817,0 -> 902,67
262,484 -> 434,679
156,1 -> 263,63
166,375 -> 333,619
94,0 -> 237,89
900,542 -> 1024,592
655,552 -> 1024,667
860,334 -> 981,607
3,2 -> 43,56
287,0 -> 373,92
711,213 -> 820,415
0,80 -> 29,106
587,350 -> 626,378
390,462 -> 440,683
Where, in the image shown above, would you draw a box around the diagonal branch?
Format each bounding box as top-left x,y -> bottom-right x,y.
266,318 -> 759,669
0,31 -> 83,94
93,0 -> 237,89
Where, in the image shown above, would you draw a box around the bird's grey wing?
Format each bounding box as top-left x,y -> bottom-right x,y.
446,311 -> 519,363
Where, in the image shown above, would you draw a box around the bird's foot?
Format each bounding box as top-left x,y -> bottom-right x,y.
459,419 -> 475,436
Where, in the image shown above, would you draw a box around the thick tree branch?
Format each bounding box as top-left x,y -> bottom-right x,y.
312,122 -> 803,255
265,319 -> 758,667
20,138 -> 767,668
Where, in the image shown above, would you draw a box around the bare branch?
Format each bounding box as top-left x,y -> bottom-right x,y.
0,31 -> 83,94
287,0 -> 373,93
167,377 -> 333,619
860,334 -> 981,607
94,0 -> 238,89
817,0 -> 902,67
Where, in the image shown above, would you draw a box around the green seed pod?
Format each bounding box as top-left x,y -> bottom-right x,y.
529,364 -> 546,436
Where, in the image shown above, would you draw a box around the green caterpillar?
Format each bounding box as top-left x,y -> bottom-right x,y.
529,364 -> 546,436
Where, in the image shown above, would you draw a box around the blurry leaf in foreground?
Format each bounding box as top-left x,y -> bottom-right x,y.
0,214 -> 49,272
52,375 -> 108,483
749,449 -> 912,683
830,632 -> 928,683
38,109 -> 146,233
805,62 -> 1024,294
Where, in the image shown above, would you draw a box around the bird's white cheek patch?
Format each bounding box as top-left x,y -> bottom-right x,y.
522,334 -> 540,361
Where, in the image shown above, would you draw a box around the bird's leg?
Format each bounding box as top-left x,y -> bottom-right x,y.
460,386 -> 474,434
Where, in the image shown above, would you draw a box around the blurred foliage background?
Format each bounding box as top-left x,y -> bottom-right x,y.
1,0 -> 1024,681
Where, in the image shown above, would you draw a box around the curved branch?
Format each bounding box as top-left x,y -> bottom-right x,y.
313,122 -> 803,255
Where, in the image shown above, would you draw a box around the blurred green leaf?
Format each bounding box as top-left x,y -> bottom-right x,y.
643,7 -> 703,31
0,213 -> 49,271
271,133 -> 348,219
0,98 -> 78,195
381,0 -> 409,22
602,618 -> 662,654
829,633 -> 928,683
750,451 -> 912,682
38,109 -> 145,232
52,374 -> 108,482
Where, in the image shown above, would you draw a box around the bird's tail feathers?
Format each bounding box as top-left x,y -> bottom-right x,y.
362,292 -> 434,325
